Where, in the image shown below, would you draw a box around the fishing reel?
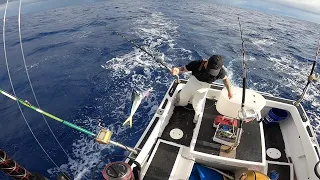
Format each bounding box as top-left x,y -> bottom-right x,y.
91,154 -> 141,180
238,108 -> 259,123
102,162 -> 135,180
96,122 -> 113,145
95,122 -> 139,155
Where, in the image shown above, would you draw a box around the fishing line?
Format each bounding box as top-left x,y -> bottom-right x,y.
107,27 -> 180,82
18,0 -> 71,160
3,1 -> 70,179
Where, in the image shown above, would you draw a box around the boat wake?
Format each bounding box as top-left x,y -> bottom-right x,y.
227,53 -> 320,136
48,9 -> 194,180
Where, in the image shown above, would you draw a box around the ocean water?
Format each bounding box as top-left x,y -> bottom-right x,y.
0,0 -> 319,179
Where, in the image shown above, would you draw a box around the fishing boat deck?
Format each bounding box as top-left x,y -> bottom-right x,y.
141,98 -> 291,179
161,98 -> 264,162
161,105 -> 195,146
264,123 -> 288,163
133,81 -> 320,180
195,99 -> 263,162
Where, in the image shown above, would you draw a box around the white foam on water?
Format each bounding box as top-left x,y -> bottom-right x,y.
253,36 -> 276,46
266,55 -> 320,133
267,55 -> 311,94
102,10 -> 191,88
48,10 -> 195,180
252,36 -> 277,51
227,54 -> 320,135
47,116 -> 116,179
224,57 -> 239,85
26,63 -> 39,70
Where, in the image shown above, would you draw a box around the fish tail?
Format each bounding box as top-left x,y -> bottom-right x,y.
123,116 -> 133,128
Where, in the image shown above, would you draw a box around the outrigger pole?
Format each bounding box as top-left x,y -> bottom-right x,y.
294,40 -> 320,106
0,88 -> 138,155
107,26 -> 180,83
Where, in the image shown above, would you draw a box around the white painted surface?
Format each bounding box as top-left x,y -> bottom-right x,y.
216,87 -> 266,118
267,148 -> 282,160
265,100 -> 319,180
133,80 -> 320,180
170,128 -> 184,140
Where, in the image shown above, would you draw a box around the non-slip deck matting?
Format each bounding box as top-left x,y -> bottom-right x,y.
267,162 -> 291,180
161,105 -> 195,146
144,142 -> 179,180
264,123 -> 288,162
195,99 -> 262,162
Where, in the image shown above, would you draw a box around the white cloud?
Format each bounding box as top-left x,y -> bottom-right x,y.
265,0 -> 320,15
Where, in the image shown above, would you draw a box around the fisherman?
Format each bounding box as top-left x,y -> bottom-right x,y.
171,55 -> 233,123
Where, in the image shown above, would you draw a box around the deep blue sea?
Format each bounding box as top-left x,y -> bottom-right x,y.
0,0 -> 320,179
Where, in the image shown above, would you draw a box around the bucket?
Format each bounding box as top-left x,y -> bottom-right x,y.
263,108 -> 288,124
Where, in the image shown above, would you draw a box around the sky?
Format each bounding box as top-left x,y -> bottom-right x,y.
211,0 -> 320,24
0,0 -> 319,24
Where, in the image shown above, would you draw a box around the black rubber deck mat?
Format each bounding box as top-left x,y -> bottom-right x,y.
267,162 -> 291,180
144,142 -> 180,180
195,99 -> 262,162
236,120 -> 262,162
161,104 -> 195,146
195,100 -> 220,155
263,123 -> 288,162
138,117 -> 160,149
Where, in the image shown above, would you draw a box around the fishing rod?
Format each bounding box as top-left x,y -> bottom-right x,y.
227,17 -> 251,151
238,17 -> 247,109
0,88 -> 138,155
294,40 -> 320,106
233,17 -> 247,149
107,26 -> 180,83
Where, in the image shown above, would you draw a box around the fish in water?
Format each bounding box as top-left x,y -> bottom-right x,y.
123,88 -> 152,128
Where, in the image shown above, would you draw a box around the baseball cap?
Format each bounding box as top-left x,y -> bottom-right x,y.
207,55 -> 224,76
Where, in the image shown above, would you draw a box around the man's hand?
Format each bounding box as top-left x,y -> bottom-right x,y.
308,74 -> 318,81
228,91 -> 233,99
171,67 -> 180,76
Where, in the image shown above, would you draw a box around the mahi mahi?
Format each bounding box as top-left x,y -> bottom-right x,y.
123,88 -> 152,128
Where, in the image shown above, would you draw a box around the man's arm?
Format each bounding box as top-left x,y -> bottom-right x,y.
222,76 -> 233,99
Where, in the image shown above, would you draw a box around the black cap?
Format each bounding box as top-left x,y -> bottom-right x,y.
207,55 -> 224,76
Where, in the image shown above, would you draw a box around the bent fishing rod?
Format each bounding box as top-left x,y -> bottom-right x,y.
294,40 -> 320,106
107,26 -> 180,83
0,88 -> 138,154
228,17 -> 250,151
238,17 -> 247,109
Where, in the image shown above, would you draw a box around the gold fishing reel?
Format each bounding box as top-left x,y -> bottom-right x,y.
95,122 -> 113,144
96,128 -> 112,144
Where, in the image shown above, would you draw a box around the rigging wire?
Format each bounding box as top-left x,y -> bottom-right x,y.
18,0 -> 71,160
3,0 -> 70,179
